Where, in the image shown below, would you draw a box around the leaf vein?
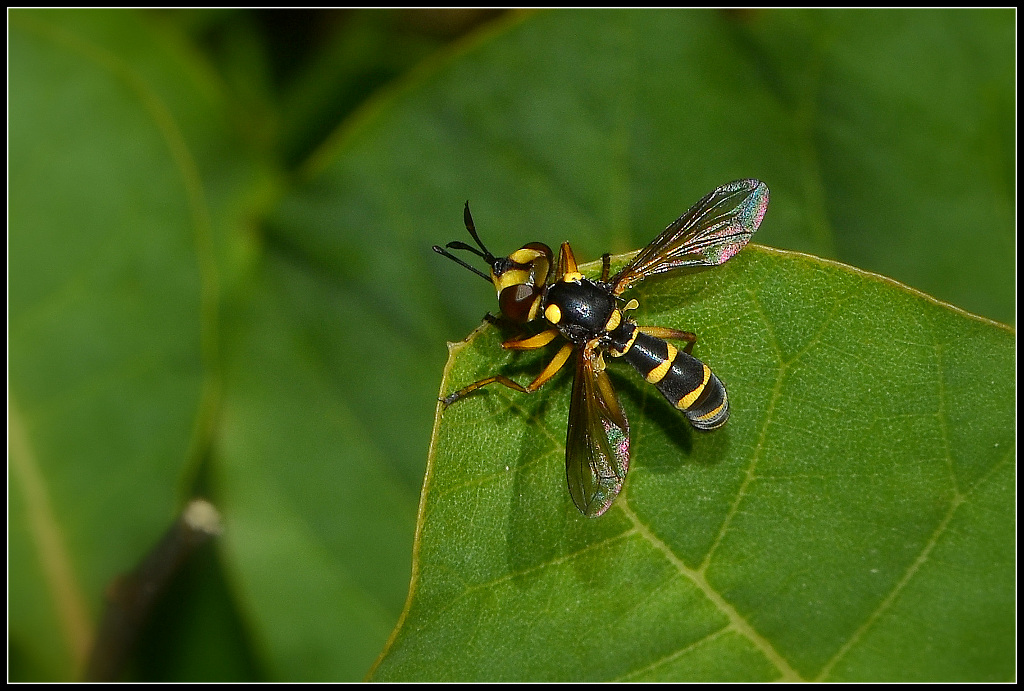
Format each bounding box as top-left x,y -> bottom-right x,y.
621,503 -> 803,681
815,450 -> 1013,680
613,625 -> 731,681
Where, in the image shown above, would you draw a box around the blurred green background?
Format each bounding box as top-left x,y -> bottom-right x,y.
8,8 -> 1014,681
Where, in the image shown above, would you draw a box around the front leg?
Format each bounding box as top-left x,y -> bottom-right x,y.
502,329 -> 559,350
441,342 -> 575,408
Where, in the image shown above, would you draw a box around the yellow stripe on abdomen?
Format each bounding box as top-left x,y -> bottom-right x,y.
692,399 -> 725,423
645,344 -> 677,384
675,364 -> 711,410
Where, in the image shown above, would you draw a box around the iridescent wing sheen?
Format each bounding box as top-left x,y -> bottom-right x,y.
611,179 -> 769,295
565,348 -> 630,517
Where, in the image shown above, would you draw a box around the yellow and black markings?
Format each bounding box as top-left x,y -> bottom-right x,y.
432,179 -> 769,516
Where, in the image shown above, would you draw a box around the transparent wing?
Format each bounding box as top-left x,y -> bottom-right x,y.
611,179 -> 769,295
565,348 -> 630,517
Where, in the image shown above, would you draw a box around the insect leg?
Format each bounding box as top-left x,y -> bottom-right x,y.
441,342 -> 574,408
638,326 -> 697,354
502,329 -> 559,350
441,375 -> 530,408
600,253 -> 611,282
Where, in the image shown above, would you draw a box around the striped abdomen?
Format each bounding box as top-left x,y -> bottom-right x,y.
612,329 -> 729,430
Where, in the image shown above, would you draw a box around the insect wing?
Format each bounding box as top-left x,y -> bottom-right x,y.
565,349 -> 630,517
611,179 -> 769,295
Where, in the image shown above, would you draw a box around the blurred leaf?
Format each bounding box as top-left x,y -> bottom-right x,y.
131,539 -> 264,681
8,7 -> 272,680
742,9 -> 1015,324
212,253 -> 419,680
370,247 -> 1014,682
274,9 -> 450,166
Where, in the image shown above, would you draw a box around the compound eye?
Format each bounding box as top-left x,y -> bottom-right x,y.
498,284 -> 542,323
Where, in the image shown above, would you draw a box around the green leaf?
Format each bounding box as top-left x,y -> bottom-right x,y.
9,8 -> 420,682
371,247 -> 1014,682
212,254 -> 420,680
8,8 -> 247,679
